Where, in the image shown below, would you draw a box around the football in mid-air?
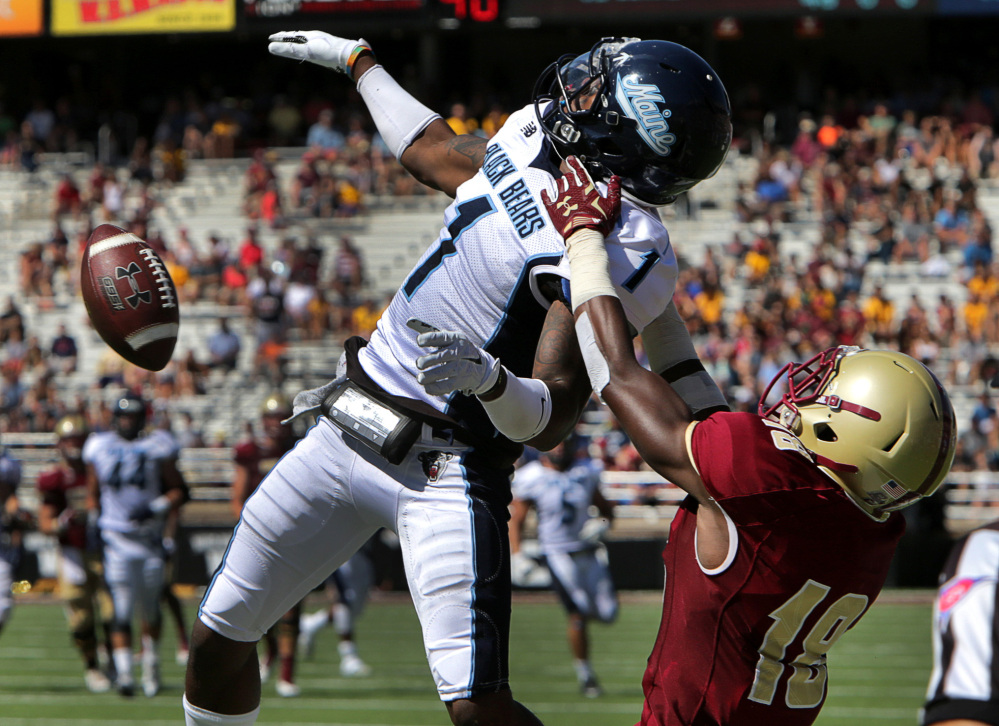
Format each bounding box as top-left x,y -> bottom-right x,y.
81,223 -> 179,371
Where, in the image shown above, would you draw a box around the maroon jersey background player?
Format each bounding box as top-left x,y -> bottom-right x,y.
231,394 -> 296,517
640,413 -> 904,726
231,392 -> 303,698
37,415 -> 115,693
37,466 -> 89,550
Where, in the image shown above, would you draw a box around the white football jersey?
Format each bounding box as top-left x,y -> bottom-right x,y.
361,103 -> 677,442
513,458 -> 604,554
0,451 -> 21,565
83,429 -> 179,535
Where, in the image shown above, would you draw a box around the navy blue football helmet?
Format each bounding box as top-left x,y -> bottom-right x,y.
112,393 -> 147,440
533,37 -> 732,206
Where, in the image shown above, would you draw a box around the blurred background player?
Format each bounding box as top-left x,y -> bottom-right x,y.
510,437 -> 617,698
921,518 -> 999,726
297,545 -> 374,677
0,441 -> 23,640
161,479 -> 191,667
84,392 -> 189,698
37,415 -> 115,693
231,391 -> 303,697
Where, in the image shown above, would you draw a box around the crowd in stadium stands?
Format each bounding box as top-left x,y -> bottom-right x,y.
2,82 -> 999,506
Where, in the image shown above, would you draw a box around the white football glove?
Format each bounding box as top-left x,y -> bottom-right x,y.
510,551 -> 537,587
579,517 -> 611,545
267,31 -> 372,75
410,319 -> 501,397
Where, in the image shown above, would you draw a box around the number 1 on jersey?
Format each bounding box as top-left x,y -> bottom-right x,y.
404,196 -> 496,299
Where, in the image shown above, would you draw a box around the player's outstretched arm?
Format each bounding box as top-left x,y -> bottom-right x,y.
268,31 -> 484,197
540,158 -> 705,497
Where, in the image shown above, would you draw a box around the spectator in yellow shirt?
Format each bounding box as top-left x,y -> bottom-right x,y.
694,276 -> 725,329
862,284 -> 896,343
967,261 -> 999,301
445,103 -> 477,136
963,290 -> 989,343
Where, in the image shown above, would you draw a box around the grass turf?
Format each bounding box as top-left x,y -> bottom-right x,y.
0,591 -> 934,725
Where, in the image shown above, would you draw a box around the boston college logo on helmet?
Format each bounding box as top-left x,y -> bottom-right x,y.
615,74 -> 677,157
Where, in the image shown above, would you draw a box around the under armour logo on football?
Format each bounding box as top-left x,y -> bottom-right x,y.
557,199 -> 579,217
115,262 -> 152,309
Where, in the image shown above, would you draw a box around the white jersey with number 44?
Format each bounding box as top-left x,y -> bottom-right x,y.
83,429 -> 179,536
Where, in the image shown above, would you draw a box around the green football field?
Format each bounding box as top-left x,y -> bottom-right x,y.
0,591 -> 934,725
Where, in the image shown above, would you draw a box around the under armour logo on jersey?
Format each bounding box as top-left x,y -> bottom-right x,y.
115,262 -> 152,309
521,122 -> 537,137
418,451 -> 453,482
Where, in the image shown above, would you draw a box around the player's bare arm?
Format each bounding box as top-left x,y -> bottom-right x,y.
508,498 -> 531,555
577,295 -> 730,566
161,459 -> 190,509
37,501 -> 57,536
84,465 -> 100,514
350,52 -> 484,195
270,33 -> 483,198
230,464 -> 251,520
579,297 -> 701,490
542,156 -> 730,563
399,122 -> 486,197
522,300 -> 593,451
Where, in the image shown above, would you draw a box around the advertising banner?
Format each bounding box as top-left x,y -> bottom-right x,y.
0,0 -> 43,36
52,0 -> 236,35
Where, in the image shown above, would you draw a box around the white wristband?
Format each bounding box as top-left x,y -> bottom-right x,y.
479,369 -> 552,442
565,229 -> 617,310
356,65 -> 442,160
149,495 -> 172,515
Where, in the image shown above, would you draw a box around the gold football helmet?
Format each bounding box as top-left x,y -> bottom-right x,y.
55,415 -> 90,462
55,415 -> 89,439
260,392 -> 292,418
760,346 -> 957,521
260,392 -> 292,439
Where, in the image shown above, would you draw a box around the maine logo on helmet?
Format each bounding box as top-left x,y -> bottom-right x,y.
532,36 -> 732,206
615,74 -> 676,157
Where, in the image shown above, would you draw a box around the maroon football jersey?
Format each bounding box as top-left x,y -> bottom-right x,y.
233,435 -> 295,497
639,412 -> 905,726
37,466 -> 88,550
